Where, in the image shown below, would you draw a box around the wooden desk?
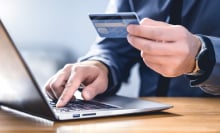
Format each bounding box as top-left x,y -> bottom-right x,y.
0,97 -> 220,133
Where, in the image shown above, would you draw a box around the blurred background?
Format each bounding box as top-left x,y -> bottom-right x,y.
0,0 -> 139,97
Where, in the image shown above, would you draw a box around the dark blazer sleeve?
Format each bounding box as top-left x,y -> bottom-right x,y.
192,36 -> 220,95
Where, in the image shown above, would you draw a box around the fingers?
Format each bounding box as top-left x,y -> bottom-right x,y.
140,18 -> 170,27
141,55 -> 178,77
56,61 -> 109,107
44,77 -> 56,99
127,34 -> 174,56
50,74 -> 68,99
44,61 -> 109,108
127,24 -> 179,42
126,18 -> 201,77
141,51 -> 192,77
56,67 -> 83,107
145,61 -> 183,77
44,64 -> 72,100
82,76 -> 107,101
127,18 -> 184,42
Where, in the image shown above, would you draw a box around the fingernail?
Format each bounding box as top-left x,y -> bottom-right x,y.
83,90 -> 92,100
56,98 -> 64,108
127,25 -> 132,32
127,34 -> 132,43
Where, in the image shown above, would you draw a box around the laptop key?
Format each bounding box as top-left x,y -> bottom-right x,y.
50,99 -> 118,112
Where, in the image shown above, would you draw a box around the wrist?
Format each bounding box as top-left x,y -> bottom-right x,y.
187,35 -> 205,75
186,35 -> 216,86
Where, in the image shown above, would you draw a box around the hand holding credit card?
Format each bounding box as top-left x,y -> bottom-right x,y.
89,12 -> 140,38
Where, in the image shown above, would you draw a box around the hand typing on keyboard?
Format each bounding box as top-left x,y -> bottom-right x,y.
44,61 -> 109,108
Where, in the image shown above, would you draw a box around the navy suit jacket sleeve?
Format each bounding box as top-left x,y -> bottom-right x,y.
195,35 -> 220,95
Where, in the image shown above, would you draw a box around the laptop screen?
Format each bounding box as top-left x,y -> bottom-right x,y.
0,20 -> 55,120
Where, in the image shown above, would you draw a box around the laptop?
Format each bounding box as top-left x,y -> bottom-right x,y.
0,19 -> 172,121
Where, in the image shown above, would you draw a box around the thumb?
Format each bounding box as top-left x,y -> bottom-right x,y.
81,78 -> 107,100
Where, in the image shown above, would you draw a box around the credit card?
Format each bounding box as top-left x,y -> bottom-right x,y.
89,12 -> 140,38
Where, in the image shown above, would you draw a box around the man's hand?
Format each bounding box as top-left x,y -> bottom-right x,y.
127,18 -> 201,77
44,60 -> 109,107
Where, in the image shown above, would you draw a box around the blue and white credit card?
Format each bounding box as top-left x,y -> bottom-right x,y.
89,12 -> 140,38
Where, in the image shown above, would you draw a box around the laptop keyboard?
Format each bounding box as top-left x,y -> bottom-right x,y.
49,99 -> 118,112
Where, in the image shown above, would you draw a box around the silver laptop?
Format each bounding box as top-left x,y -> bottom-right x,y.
0,20 -> 172,121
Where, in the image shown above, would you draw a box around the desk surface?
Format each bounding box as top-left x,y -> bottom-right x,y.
0,97 -> 220,133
